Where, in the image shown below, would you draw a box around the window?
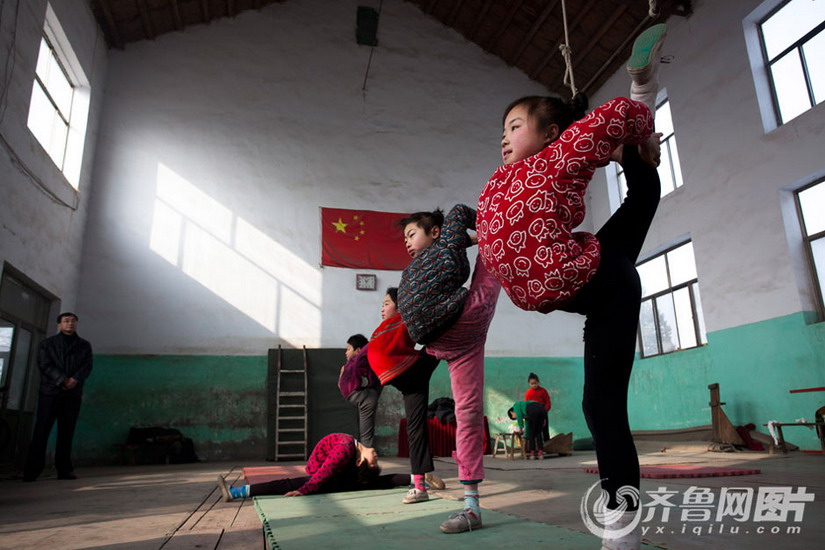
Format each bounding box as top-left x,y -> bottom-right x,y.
796,179 -> 825,318
613,97 -> 684,204
28,36 -> 73,171
760,0 -> 825,124
637,241 -> 707,357
746,0 -> 825,129
25,4 -> 91,189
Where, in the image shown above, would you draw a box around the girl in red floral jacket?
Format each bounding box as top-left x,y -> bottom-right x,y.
476,23 -> 667,550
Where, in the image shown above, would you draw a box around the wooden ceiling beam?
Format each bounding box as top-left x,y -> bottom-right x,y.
447,0 -> 465,26
169,0 -> 184,31
95,0 -> 124,49
529,0 -> 597,80
486,0 -> 525,53
469,0 -> 494,41
135,0 -> 156,40
581,11 -> 649,94
511,0 -> 559,65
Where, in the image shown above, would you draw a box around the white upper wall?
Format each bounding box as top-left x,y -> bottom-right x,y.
0,0 -> 107,309
80,0 -> 586,355
590,0 -> 824,333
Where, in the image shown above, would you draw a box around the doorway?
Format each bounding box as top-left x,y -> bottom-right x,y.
0,266 -> 54,468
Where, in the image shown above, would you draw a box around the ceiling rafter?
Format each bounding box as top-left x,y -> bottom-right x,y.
135,0 -> 156,41
447,0 -> 464,27
469,0 -> 494,42
511,0 -> 560,66
529,0 -> 598,80
94,0 -> 124,50
485,0 -> 526,54
556,4 -> 629,95
169,0 -> 183,32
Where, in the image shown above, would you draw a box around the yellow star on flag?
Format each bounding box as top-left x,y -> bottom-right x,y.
332,218 -> 348,233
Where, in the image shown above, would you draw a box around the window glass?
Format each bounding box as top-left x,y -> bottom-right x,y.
639,300 -> 658,356
761,0 -> 825,59
771,50 -> 811,123
668,242 -> 698,286
693,283 -> 708,345
811,238 -> 825,298
638,256 -> 669,296
673,287 -> 697,349
0,322 -> 12,387
804,32 -> 825,105
655,294 -> 679,353
659,142 -> 676,196
798,183 -> 825,235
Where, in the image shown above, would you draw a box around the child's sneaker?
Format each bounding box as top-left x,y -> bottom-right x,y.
402,488 -> 429,504
439,510 -> 482,534
537,450 -> 544,460
627,23 -> 667,115
425,472 -> 446,490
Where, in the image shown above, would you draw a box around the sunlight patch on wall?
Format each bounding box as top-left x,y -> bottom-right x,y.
150,163 -> 321,341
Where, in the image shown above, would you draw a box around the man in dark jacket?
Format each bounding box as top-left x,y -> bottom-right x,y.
23,312 -> 93,481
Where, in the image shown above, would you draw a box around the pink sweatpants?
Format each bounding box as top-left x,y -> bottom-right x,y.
427,256 -> 500,482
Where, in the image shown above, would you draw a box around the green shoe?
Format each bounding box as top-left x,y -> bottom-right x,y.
627,23 -> 667,78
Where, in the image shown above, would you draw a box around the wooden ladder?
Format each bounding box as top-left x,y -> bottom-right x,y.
274,345 -> 308,461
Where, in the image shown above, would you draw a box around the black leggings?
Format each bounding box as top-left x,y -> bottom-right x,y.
249,473 -> 411,496
387,352 -> 440,475
525,401 -> 546,452
562,145 -> 660,510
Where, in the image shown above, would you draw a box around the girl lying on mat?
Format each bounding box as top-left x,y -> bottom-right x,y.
218,432 -> 444,500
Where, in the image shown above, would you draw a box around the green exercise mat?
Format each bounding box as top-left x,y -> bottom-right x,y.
254,488 -> 655,549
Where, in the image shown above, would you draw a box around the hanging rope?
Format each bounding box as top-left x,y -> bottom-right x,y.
558,0 -> 577,97
649,0 -> 659,18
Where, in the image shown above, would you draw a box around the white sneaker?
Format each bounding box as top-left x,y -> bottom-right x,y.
600,510 -> 642,550
402,488 -> 429,504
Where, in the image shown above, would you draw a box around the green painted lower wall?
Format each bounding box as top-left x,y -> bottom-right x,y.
69,313 -> 823,465
75,355 -> 267,465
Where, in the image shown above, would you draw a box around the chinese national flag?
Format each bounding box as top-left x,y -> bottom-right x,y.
320,207 -> 412,270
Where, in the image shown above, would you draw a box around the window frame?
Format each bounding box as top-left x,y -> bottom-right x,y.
745,0 -> 825,131
637,241 -> 707,358
609,92 -> 684,210
760,7 -> 824,125
794,178 -> 825,320
25,3 -> 92,190
29,34 -> 75,171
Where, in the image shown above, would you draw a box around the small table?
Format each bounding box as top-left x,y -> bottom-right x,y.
492,432 -> 525,459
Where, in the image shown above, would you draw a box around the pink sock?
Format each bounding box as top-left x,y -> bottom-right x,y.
413,474 -> 426,491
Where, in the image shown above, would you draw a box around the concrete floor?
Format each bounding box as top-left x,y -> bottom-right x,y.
0,440 -> 822,550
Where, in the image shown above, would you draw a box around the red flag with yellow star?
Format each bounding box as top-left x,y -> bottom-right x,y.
320,207 -> 412,270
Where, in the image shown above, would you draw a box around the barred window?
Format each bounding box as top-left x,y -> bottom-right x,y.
637,241 -> 707,357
